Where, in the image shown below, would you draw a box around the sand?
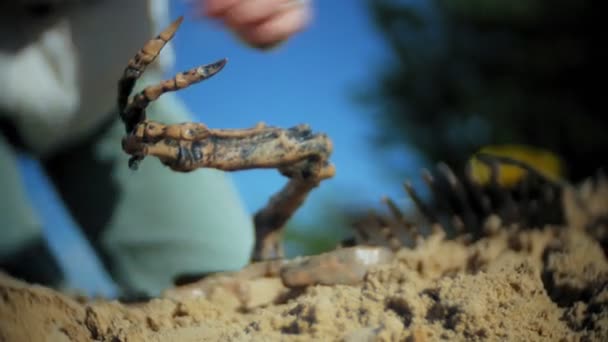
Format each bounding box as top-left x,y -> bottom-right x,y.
1,180 -> 607,341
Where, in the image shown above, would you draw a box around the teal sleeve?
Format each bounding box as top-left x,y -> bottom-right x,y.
93,70 -> 255,296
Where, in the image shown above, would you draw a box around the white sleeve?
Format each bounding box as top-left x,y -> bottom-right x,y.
0,0 -> 173,155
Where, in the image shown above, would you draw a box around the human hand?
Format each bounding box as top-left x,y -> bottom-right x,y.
197,0 -> 312,50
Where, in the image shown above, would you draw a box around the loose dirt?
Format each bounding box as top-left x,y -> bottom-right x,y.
1,183 -> 607,341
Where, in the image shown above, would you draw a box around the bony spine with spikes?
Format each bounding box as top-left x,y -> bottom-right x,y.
118,16 -> 335,262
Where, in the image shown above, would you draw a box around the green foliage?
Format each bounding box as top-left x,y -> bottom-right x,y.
283,198 -> 355,257
360,0 -> 605,181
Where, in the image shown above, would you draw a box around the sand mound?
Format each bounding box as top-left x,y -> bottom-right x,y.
1,219 -> 607,341
2,173 -> 608,341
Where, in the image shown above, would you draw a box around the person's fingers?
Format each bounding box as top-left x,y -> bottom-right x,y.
197,0 -> 312,49
235,2 -> 311,48
203,0 -> 240,17
224,0 -> 289,28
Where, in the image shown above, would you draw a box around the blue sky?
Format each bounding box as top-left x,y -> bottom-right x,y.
16,0 -> 423,296
166,0 -> 421,220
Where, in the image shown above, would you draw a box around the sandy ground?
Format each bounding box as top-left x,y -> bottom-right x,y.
1,181 -> 607,341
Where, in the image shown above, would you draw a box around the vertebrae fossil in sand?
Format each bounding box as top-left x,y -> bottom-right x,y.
117,16 -> 608,309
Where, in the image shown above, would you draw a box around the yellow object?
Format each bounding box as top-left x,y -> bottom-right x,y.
467,144 -> 564,188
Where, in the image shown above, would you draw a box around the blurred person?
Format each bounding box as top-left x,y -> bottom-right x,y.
0,0 -> 311,296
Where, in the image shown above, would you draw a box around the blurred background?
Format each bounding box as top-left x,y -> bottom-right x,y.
15,0 -> 604,296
